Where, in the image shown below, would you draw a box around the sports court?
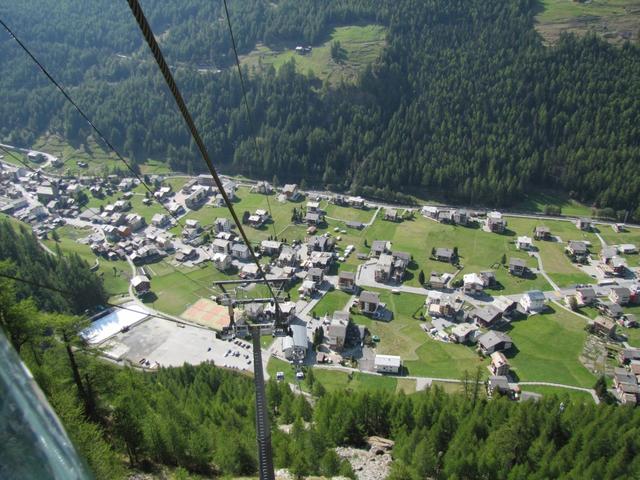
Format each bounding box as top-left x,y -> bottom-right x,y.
180,298 -> 236,331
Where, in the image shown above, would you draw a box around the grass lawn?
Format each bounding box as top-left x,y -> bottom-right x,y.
396,378 -> 417,394
521,385 -> 595,404
363,216 -> 550,293
323,204 -> 377,224
145,263 -> 226,316
310,290 -> 352,318
43,226 -> 130,295
240,25 -> 387,85
514,190 -> 593,218
507,217 -> 599,287
505,307 -> 595,388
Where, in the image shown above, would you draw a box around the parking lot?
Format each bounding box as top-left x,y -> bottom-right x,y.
102,317 -> 256,372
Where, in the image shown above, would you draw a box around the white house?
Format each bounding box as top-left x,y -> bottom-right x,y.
516,236 -> 533,250
212,253 -> 232,271
374,354 -> 402,374
519,290 -> 546,313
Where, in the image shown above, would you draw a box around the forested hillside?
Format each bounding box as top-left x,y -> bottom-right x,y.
2,0 -> 640,217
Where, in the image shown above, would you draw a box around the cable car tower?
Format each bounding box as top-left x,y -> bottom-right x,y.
212,277 -> 293,480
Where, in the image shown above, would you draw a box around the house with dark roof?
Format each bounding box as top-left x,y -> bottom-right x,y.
508,257 -> 527,277
470,305 -> 503,328
478,331 -> 513,355
359,291 -> 380,315
338,271 -> 356,292
434,248 -> 455,263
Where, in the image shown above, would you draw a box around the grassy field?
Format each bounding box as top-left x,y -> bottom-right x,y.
310,290 -> 353,318
507,217 -> 595,287
240,25 -> 387,84
514,190 -> 593,218
505,307 -> 595,388
520,385 -> 595,404
43,225 -> 131,295
535,0 -> 640,46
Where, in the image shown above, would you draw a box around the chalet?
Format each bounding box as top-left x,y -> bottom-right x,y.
370,240 -> 391,258
338,271 -> 356,292
131,275 -> 150,296
185,188 -> 207,209
463,273 -> 485,295
307,251 -> 334,272
248,214 -> 265,228
306,201 -> 320,213
348,196 -> 365,209
438,210 -> 453,224
212,252 -> 232,271
487,376 -> 513,398
609,287 -> 630,305
346,221 -> 364,230
305,211 -> 323,226
374,354 -> 402,374
434,247 -> 455,263
425,292 -> 459,318
519,290 -> 546,313
116,225 -> 131,238
593,315 -> 617,337
621,313 -> 638,328
490,351 -> 510,376
328,312 -> 349,351
391,251 -> 411,282
240,263 -> 259,279
375,253 -> 394,282
36,184 -> 58,202
175,247 -> 197,263
299,279 -> 317,297
612,223 -> 625,233
359,291 -> 380,315
264,301 -> 296,323
251,181 -> 273,194
421,206 -> 439,219
282,325 -> 308,361
307,267 -> 324,286
508,258 -> 527,277
212,238 -> 231,255
125,213 -> 146,232
478,331 -> 513,355
168,203 -> 184,216
480,271 -> 496,287
452,210 -> 470,226
103,225 -> 119,242
277,246 -> 298,267
308,235 -> 334,252
450,323 -> 479,344
576,218 -> 592,231
613,368 -> 639,405
27,152 -> 45,163
619,348 -> 640,365
117,178 -> 135,192
470,305 -> 502,328
534,226 -> 551,240
566,241 -> 589,262
428,272 -> 448,289
261,240 -> 282,256
601,255 -> 627,277
618,244 -> 637,254
197,173 -> 215,186
486,211 -> 506,233
516,236 -> 533,251
214,217 -> 232,233
575,287 -> 596,306
212,194 -> 225,207
492,296 -> 518,316
384,208 -> 399,222
282,184 -> 300,201
597,301 -> 623,318
231,243 -> 250,260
